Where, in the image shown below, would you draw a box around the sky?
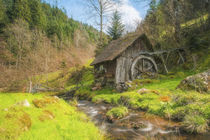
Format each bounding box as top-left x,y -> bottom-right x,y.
44,0 -> 150,32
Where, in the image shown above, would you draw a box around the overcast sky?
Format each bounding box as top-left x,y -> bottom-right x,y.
44,0 -> 150,32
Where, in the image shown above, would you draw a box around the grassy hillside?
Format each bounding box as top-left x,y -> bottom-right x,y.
0,93 -> 104,140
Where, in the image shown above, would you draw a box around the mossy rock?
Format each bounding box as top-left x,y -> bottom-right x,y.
177,69 -> 210,93
106,106 -> 128,121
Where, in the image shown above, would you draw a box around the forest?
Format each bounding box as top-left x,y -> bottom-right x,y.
0,0 -> 100,92
0,0 -> 210,140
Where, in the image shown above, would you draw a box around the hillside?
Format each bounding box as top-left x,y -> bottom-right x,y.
0,0 -> 100,92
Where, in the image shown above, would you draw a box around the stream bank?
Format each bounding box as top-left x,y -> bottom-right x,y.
77,100 -> 210,140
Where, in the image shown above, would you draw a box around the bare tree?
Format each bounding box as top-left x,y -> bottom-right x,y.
5,19 -> 32,69
85,0 -> 121,44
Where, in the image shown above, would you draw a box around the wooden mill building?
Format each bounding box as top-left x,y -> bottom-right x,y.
91,33 -> 158,86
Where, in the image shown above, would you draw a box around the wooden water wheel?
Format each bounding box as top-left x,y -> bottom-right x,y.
131,55 -> 158,80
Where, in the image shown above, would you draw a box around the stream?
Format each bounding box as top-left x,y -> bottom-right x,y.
77,100 -> 210,140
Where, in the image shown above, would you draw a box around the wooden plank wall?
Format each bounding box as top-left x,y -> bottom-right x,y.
115,38 -> 148,84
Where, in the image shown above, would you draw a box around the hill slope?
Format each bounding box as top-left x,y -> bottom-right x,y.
0,0 -> 99,91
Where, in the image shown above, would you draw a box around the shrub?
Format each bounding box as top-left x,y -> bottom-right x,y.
182,115 -> 209,133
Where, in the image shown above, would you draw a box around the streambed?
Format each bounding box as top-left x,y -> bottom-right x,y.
77,100 -> 210,140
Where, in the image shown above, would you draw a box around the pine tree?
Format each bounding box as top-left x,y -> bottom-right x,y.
0,0 -> 6,32
0,0 -> 4,21
29,0 -> 46,29
12,0 -> 31,23
107,11 -> 125,40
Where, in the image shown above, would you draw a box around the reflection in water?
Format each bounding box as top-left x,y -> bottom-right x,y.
77,100 -> 210,140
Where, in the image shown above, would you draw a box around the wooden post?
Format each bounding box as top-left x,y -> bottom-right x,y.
159,54 -> 169,74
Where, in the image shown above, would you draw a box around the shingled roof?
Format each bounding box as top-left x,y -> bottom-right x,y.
91,33 -> 153,65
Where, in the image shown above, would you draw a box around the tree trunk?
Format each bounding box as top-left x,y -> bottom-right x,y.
29,79 -> 32,93
100,1 -> 103,46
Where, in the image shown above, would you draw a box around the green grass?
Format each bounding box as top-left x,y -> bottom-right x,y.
0,93 -> 104,140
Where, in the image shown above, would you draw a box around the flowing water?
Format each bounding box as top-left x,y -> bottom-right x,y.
77,100 -> 210,140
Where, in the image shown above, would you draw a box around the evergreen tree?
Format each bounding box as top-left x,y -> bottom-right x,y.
12,0 -> 31,23
0,0 -> 7,33
107,11 -> 125,40
29,0 -> 46,29
0,0 -> 5,21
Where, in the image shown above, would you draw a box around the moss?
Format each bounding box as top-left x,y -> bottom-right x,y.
75,87 -> 95,100
158,74 -> 168,79
176,72 -> 185,78
32,97 -> 59,108
19,113 -> 32,131
169,107 -> 187,120
0,93 -> 104,140
159,96 -> 171,102
131,79 -> 160,86
92,94 -> 120,104
106,106 -> 128,120
39,110 -> 55,122
173,94 -> 197,106
118,95 -> 131,106
203,106 -> 210,119
147,103 -> 165,116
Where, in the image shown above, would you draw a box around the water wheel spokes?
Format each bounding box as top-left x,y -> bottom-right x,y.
131,56 -> 158,80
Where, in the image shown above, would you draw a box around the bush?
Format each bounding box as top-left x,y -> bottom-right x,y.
182,115 -> 209,133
